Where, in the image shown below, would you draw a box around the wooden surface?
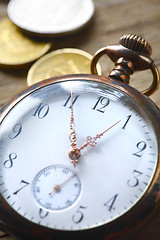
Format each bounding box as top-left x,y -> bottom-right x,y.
0,0 -> 160,239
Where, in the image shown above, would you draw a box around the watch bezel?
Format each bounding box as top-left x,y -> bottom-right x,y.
0,74 -> 160,240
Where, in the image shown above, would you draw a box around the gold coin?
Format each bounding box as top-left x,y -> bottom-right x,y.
0,18 -> 52,69
27,48 -> 102,85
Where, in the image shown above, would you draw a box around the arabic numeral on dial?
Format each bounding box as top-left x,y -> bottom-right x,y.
45,202 -> 52,209
65,200 -> 72,206
92,96 -> 110,113
72,206 -> 87,224
122,115 -> 132,129
33,103 -> 49,119
104,194 -> 118,212
127,170 -> 143,187
133,141 -> 147,157
33,186 -> 40,193
4,153 -> 17,168
74,183 -> 79,188
42,170 -> 50,177
39,208 -> 49,219
62,168 -> 69,174
13,180 -> 29,195
9,123 -> 22,139
63,94 -> 79,108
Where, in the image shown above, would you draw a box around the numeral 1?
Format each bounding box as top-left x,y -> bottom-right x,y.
122,115 -> 132,129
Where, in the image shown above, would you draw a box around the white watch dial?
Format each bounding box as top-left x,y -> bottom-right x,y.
0,80 -> 158,231
32,165 -> 81,211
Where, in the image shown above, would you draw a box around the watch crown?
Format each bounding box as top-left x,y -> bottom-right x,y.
119,33 -> 152,57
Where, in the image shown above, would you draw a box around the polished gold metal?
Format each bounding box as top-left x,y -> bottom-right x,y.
0,17 -> 52,69
91,34 -> 160,96
27,48 -> 102,85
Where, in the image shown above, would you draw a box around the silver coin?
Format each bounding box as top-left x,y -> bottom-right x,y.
7,0 -> 95,37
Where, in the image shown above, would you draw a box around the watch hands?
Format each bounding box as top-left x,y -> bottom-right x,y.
79,120 -> 121,151
69,89 -> 80,167
68,91 -> 121,167
49,172 -> 75,196
69,119 -> 121,167
69,89 -> 77,149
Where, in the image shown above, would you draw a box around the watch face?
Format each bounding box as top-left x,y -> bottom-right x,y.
0,76 -> 159,235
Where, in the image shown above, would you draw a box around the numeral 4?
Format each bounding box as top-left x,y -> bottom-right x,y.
104,194 -> 118,212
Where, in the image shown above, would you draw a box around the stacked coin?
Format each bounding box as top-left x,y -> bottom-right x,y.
0,18 -> 52,69
0,0 -> 98,83
7,0 -> 95,37
27,48 -> 102,85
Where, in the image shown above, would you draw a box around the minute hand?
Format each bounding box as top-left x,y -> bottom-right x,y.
79,120 -> 121,151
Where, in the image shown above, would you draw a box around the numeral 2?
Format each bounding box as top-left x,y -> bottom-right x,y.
133,141 -> 147,157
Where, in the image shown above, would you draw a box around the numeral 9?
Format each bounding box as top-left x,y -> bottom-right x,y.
9,123 -> 22,139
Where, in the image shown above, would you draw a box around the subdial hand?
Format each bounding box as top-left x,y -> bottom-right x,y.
79,120 -> 121,151
69,89 -> 80,167
49,173 -> 75,197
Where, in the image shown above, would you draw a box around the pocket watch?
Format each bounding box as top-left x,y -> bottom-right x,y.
0,34 -> 160,240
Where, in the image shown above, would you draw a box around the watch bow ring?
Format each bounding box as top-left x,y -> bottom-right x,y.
91,33 -> 160,96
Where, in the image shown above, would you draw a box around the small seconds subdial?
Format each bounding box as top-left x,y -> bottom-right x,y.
32,165 -> 81,211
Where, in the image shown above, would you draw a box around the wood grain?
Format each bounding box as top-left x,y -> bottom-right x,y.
0,0 -> 160,239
